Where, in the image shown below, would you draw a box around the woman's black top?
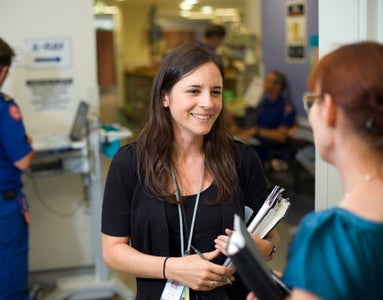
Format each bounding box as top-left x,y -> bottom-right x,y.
102,141 -> 267,299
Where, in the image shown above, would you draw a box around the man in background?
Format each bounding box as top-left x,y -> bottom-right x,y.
231,71 -> 296,166
0,37 -> 35,300
199,23 -> 227,52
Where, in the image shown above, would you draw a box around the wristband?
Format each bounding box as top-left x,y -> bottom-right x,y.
163,256 -> 170,280
265,237 -> 276,261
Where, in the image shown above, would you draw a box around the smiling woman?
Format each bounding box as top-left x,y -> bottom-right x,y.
101,42 -> 278,300
162,61 -> 223,138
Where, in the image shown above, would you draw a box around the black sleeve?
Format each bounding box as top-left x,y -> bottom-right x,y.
236,142 -> 268,215
101,143 -> 137,237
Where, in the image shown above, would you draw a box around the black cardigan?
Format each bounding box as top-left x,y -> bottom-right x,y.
102,141 -> 267,299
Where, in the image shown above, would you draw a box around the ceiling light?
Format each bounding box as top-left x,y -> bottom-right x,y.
184,0 -> 198,4
179,2 -> 193,10
201,6 -> 213,14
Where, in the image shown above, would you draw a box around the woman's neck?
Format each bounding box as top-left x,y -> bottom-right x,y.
335,142 -> 383,221
171,153 -> 207,196
172,135 -> 204,159
339,177 -> 383,222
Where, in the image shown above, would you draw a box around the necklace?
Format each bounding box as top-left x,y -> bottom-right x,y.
344,173 -> 377,199
363,174 -> 374,182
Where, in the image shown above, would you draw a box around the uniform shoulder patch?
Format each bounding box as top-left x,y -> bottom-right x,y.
9,104 -> 22,121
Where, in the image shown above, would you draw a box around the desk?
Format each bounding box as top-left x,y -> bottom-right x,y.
30,148 -> 89,176
30,118 -> 134,300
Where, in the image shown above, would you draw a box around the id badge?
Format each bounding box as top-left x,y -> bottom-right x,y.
160,280 -> 186,300
182,287 -> 190,300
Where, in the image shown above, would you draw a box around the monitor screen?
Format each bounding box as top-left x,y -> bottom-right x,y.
69,101 -> 89,141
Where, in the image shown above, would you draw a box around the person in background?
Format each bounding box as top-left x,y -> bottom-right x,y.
230,71 -> 296,166
101,42 -> 279,300
199,23 -> 227,52
248,41 -> 383,300
0,37 -> 35,300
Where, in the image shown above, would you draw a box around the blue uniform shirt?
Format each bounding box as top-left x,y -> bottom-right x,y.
0,92 -> 33,191
256,94 -> 295,130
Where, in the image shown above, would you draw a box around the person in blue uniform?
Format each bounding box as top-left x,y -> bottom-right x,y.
231,71 -> 296,164
0,37 -> 35,300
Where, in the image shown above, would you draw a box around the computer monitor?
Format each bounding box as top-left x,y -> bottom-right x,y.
69,100 -> 89,141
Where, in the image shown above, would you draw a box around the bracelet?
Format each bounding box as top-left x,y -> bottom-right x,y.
265,237 -> 276,261
163,256 -> 170,280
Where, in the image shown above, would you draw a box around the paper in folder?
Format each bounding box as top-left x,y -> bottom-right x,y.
226,214 -> 291,300
224,185 -> 290,267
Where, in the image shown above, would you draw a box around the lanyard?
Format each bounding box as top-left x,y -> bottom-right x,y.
170,157 -> 204,256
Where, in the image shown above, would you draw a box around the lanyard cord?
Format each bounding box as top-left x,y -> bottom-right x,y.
171,171 -> 185,255
170,156 -> 205,256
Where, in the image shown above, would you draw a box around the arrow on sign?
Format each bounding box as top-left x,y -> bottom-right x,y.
35,57 -> 61,63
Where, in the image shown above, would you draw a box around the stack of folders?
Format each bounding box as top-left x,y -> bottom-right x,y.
226,214 -> 291,300
247,185 -> 290,238
223,185 -> 290,268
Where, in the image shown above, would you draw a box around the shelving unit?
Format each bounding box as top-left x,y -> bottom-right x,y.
123,71 -> 154,125
222,31 -> 260,98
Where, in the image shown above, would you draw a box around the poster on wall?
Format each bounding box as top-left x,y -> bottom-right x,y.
286,0 -> 306,63
26,78 -> 73,110
309,34 -> 319,72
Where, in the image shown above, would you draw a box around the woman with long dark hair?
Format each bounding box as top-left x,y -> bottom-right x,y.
101,42 -> 278,300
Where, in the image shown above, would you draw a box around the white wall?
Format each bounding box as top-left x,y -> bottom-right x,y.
316,0 -> 383,210
0,0 -> 98,270
0,0 -> 99,134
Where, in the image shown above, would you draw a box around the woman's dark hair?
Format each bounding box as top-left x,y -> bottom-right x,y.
308,41 -> 383,148
137,42 -> 238,203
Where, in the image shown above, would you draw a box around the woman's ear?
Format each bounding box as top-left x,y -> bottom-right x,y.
162,93 -> 169,108
323,93 -> 337,128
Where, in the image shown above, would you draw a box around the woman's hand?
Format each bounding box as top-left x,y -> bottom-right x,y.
214,228 -> 233,256
102,234 -> 234,291
214,228 -> 279,260
247,292 -> 257,300
165,249 -> 235,291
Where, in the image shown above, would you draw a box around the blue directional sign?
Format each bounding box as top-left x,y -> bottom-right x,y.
26,38 -> 72,69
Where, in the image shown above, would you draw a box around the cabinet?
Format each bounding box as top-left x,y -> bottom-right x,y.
222,32 -> 260,98
223,31 -> 259,66
124,71 -> 154,124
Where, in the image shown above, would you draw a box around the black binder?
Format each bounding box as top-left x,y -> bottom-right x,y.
226,214 -> 291,300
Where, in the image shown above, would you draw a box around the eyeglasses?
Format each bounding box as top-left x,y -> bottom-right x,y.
302,92 -> 323,112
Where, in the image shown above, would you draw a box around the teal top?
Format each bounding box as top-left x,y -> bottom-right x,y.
283,207 -> 383,300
